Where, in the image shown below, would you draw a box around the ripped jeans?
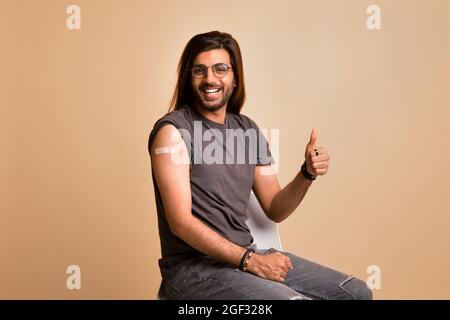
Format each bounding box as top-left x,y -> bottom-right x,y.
160,246 -> 373,300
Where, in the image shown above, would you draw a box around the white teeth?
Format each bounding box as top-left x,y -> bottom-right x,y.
203,88 -> 220,93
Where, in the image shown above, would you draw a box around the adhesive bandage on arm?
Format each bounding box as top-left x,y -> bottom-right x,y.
154,146 -> 176,155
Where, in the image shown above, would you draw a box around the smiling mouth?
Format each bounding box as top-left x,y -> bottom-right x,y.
202,87 -> 221,93
200,87 -> 222,100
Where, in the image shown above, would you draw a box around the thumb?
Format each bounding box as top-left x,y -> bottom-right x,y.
308,128 -> 318,149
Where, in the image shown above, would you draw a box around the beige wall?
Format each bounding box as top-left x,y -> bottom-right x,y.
2,0 -> 450,299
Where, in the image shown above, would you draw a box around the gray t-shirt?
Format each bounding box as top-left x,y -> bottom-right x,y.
148,105 -> 273,272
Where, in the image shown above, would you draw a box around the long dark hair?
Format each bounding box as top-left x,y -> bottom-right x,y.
169,31 -> 246,114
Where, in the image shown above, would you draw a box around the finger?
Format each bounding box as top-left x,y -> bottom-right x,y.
309,150 -> 318,159
311,155 -> 328,163
286,258 -> 293,270
311,154 -> 330,163
318,146 -> 327,153
315,168 -> 328,175
315,147 -> 327,157
308,128 -> 318,149
309,147 -> 325,159
311,154 -> 329,163
310,146 -> 327,158
284,257 -> 292,268
311,161 -> 329,169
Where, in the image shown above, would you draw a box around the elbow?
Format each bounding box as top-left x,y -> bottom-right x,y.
267,206 -> 291,223
269,216 -> 284,224
267,210 -> 283,224
170,222 -> 184,238
169,217 -> 193,239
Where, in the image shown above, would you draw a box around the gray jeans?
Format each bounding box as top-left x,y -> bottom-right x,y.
160,247 -> 373,300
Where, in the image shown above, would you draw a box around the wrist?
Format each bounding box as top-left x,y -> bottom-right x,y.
245,252 -> 260,273
239,248 -> 255,271
300,160 -> 316,181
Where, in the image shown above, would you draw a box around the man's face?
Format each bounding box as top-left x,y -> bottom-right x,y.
191,48 -> 235,112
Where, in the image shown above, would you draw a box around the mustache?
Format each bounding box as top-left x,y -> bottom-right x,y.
200,84 -> 222,90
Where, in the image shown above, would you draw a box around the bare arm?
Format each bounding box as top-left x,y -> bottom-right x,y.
252,165 -> 313,223
252,128 -> 330,223
150,124 -> 246,267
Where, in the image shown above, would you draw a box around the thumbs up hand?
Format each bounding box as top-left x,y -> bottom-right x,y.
304,128 -> 330,178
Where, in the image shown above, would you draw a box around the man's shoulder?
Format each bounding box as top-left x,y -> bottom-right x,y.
154,106 -> 192,126
148,106 -> 193,154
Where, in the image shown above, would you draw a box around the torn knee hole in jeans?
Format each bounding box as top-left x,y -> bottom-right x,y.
338,275 -> 358,299
340,275 -> 356,286
289,294 -> 313,300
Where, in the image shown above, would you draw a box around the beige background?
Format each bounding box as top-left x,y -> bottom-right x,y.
2,0 -> 450,299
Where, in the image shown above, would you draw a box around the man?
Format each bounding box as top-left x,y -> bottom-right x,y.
148,31 -> 372,300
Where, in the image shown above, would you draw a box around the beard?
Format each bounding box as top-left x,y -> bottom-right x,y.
193,84 -> 234,112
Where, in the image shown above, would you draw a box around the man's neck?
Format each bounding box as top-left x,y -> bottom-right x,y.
194,104 -> 227,125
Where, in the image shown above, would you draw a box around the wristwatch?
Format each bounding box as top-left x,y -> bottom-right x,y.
301,161 -> 317,181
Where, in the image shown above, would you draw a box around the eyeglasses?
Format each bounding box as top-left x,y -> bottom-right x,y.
191,63 -> 233,78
